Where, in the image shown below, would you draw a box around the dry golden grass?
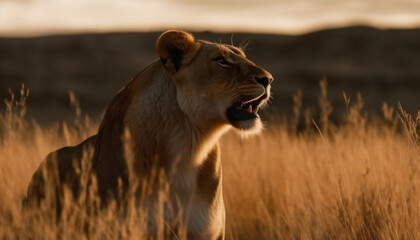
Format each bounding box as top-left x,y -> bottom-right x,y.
0,84 -> 419,239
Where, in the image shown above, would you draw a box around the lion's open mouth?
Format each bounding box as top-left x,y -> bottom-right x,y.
227,94 -> 268,122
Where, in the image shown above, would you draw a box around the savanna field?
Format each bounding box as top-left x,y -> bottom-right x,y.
0,83 -> 419,239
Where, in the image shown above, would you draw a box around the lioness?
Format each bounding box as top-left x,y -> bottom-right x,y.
26,30 -> 273,239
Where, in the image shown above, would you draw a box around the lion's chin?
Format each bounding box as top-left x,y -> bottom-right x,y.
231,117 -> 263,138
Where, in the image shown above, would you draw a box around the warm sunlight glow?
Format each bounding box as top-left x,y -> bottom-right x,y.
1,0 -> 420,36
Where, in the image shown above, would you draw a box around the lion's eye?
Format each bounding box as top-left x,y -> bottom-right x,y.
215,57 -> 231,68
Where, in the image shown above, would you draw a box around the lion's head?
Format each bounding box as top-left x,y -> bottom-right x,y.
157,30 -> 273,135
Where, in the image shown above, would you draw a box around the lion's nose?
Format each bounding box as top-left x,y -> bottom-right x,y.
255,75 -> 273,88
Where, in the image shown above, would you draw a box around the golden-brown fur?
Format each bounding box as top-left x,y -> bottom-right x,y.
26,30 -> 273,239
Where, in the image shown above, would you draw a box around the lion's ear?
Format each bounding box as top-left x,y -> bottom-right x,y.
156,30 -> 200,74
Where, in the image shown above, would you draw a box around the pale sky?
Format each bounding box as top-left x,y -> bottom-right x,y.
1,0 -> 420,36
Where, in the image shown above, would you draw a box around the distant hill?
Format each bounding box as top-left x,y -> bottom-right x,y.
1,26 -> 419,125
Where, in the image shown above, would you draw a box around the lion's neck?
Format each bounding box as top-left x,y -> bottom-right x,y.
123,61 -> 229,168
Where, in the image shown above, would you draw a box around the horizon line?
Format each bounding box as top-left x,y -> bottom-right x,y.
2,21 -> 420,38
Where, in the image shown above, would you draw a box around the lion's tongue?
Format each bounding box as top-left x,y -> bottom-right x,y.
237,104 -> 253,113
229,104 -> 257,121
253,106 -> 259,113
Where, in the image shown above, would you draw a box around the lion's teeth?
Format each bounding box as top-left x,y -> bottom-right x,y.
248,105 -> 252,113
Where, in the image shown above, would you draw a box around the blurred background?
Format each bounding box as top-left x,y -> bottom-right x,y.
1,0 -> 419,125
